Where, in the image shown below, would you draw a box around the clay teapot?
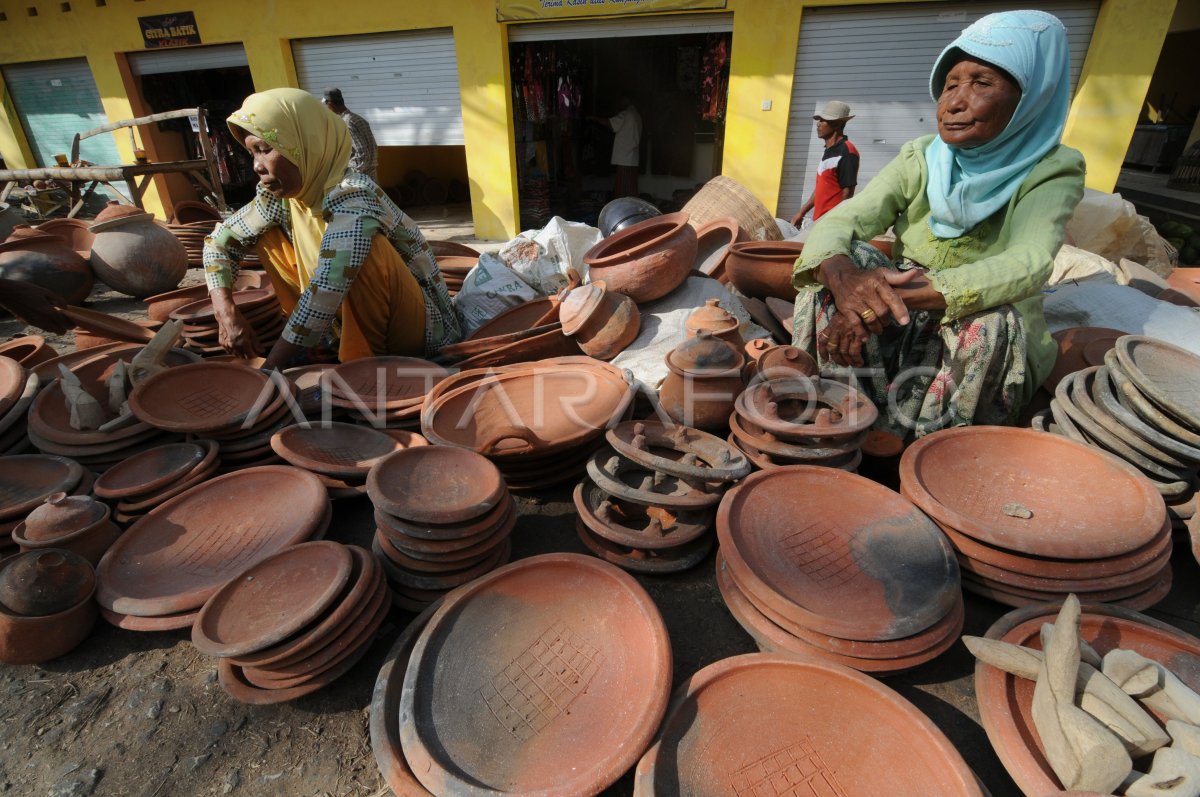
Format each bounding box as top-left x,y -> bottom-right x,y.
685,299 -> 743,349
559,281 -> 641,361
89,202 -> 188,298
660,332 -> 745,432
0,225 -> 94,305
0,549 -> 95,617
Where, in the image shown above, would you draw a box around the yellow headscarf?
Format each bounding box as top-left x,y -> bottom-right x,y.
227,88 -> 352,285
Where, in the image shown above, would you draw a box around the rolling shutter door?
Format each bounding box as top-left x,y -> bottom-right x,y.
2,58 -> 122,168
127,44 -> 248,76
776,1 -> 1098,217
507,12 -> 732,42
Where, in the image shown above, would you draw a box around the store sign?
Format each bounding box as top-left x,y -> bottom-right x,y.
497,0 -> 725,22
139,12 -> 202,49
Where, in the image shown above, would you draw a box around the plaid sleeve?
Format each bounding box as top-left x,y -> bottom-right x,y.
203,185 -> 287,290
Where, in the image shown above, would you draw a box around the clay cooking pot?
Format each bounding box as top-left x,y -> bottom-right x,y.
582,212 -> 697,303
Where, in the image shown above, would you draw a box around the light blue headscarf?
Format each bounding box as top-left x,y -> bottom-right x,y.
924,10 -> 1071,238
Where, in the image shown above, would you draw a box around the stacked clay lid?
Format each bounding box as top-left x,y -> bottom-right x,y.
398,553 -> 672,796
95,465 -> 331,632
270,422 -> 427,499
574,420 -> 750,574
367,447 -> 515,611
92,440 -> 219,526
193,540 -> 390,705
634,652 -> 986,796
0,549 -> 98,665
901,426 -> 1172,611
169,288 -> 283,357
0,356 -> 37,456
729,376 -> 876,472
0,454 -> 90,558
12,492 -> 121,565
328,356 -> 449,430
715,466 -> 963,674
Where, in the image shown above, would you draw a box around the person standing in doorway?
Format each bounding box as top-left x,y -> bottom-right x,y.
322,88 -> 378,183
590,96 -> 642,198
791,101 -> 859,225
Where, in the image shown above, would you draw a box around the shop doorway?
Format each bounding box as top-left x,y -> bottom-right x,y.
509,28 -> 731,230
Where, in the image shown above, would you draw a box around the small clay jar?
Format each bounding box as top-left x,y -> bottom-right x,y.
0,550 -> 97,664
660,332 -> 745,432
0,548 -> 95,616
559,281 -> 641,361
685,299 -> 743,349
89,202 -> 188,298
12,492 -> 122,566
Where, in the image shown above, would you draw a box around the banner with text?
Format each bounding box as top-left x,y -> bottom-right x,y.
139,12 -> 201,49
498,0 -> 725,22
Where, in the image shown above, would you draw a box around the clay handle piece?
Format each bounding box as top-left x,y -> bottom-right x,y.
478,426 -> 538,456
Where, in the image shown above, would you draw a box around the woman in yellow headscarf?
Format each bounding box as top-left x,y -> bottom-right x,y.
202,88 -> 462,370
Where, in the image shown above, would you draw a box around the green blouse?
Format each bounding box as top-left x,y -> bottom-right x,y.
794,134 -> 1086,395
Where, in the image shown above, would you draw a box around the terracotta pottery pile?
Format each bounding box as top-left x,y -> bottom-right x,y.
92,440 -> 219,525
716,466 -> 963,674
559,280 -> 640,361
421,357 -> 635,491
0,357 -> 37,456
634,653 -> 986,796
901,426 -> 1172,610
0,335 -> 58,369
575,420 -> 749,573
88,202 -> 188,298
11,492 -> 120,565
62,305 -> 159,351
0,549 -> 98,665
395,554 -> 671,796
0,455 -> 90,558
0,225 -> 94,305
436,295 -> 581,370
169,287 -> 284,357
327,356 -> 449,430
729,376 -> 875,472
724,240 -> 804,301
95,465 -> 330,631
193,540 -> 390,705
30,341 -> 200,384
434,255 -> 476,297
582,212 -> 697,303
659,334 -> 746,433
271,421 -> 427,498
367,447 -> 515,611
165,220 -> 217,266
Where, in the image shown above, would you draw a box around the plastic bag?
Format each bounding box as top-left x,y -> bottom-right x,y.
452,253 -> 540,336
504,216 -> 601,296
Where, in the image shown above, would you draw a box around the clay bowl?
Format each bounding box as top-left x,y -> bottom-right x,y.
724,240 -> 804,301
398,553 -> 672,796
327,357 -> 449,412
717,465 -> 959,642
900,426 -> 1166,560
0,455 -> 84,521
693,216 -> 745,280
559,280 -> 640,360
368,446 -> 505,525
581,212 -> 697,303
0,551 -> 97,665
1043,327 -> 1124,393
0,335 -> 57,368
35,218 -> 95,259
976,601 -> 1200,797
634,652 -> 985,796
128,362 -> 275,434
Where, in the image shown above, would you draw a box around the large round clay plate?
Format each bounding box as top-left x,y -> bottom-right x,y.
399,553 -> 671,797
271,422 -> 405,480
1115,335 -> 1200,432
169,288 -> 276,323
900,426 -> 1165,560
717,466 -> 959,642
327,356 -> 448,411
0,455 -> 84,521
975,601 -> 1200,797
367,446 -> 505,525
129,363 -> 274,433
92,441 -> 214,500
95,465 -> 329,616
634,652 -> 984,797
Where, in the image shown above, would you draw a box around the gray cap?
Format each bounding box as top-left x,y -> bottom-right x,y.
814,100 -> 854,121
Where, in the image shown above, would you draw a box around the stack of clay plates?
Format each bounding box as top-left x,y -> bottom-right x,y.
166,220 -> 217,266
95,465 -> 330,631
128,361 -> 297,474
0,357 -> 37,455
729,376 -> 875,472
435,255 -> 476,297
367,447 -> 515,611
573,420 -> 750,573
192,540 -> 389,705
328,357 -> 449,430
270,421 -> 427,499
716,466 -> 963,674
170,288 -> 283,357
92,440 -> 219,525
901,426 -> 1172,610
0,454 -> 90,558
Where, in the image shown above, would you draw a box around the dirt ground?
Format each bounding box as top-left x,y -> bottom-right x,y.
3,208 -> 1200,796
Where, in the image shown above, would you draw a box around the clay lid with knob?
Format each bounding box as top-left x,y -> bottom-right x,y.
559,281 -> 608,336
22,492 -> 107,541
88,201 -> 154,232
685,299 -> 739,337
0,549 -> 95,617
666,332 -> 744,374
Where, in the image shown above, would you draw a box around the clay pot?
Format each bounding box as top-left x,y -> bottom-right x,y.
12,493 -> 122,565
0,551 -> 97,664
0,225 -> 94,305
0,335 -> 57,368
88,202 -> 188,297
0,548 -> 95,616
693,217 -> 745,282
582,212 -> 696,303
559,281 -> 640,360
751,344 -> 818,383
35,219 -> 95,260
725,240 -> 804,301
659,333 -> 744,432
685,298 -> 742,348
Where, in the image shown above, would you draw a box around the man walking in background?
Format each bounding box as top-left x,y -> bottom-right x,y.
791,100 -> 859,225
589,96 -> 642,198
323,88 -> 378,182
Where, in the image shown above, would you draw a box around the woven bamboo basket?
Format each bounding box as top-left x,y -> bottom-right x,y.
1168,140 -> 1200,193
681,175 -> 783,241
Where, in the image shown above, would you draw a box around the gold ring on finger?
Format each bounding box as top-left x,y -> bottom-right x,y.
860,308 -> 877,322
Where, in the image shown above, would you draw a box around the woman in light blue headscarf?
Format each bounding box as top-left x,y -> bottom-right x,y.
790,10 -> 1085,440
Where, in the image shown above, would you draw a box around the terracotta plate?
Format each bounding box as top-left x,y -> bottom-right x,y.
367,446 -> 506,525
92,441 -> 214,500
271,422 -> 406,480
1115,335 -> 1200,431
129,363 -> 274,433
900,426 -> 1165,560
0,455 -> 84,521
327,357 -> 448,410
635,652 -> 984,797
62,306 -> 157,344
169,288 -> 277,323
95,466 -> 329,617
399,553 -> 671,797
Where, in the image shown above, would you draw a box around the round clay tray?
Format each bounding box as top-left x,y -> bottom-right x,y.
605,420 -> 751,483
398,553 -> 671,797
960,559 -> 1171,605
976,601 -> 1200,796
575,519 -> 713,574
62,306 -> 157,344
1105,348 -> 1200,448
900,426 -> 1165,560
95,465 -> 329,617
169,289 -> 277,323
575,480 -> 712,550
374,533 -> 502,574
129,363 -> 274,433
27,378 -> 154,447
717,466 -> 959,642
367,446 -> 505,525
327,357 -> 449,410
191,540 -> 354,658
1091,366 -> 1200,463
217,634 -> 376,706
1043,327 -> 1124,393
114,460 -> 218,513
634,651 -> 984,796
960,566 -> 1172,611
956,541 -> 1170,593
1115,335 -> 1200,431
270,422 -> 406,481
377,499 -> 516,559
375,536 -> 512,591
374,491 -> 513,542
1070,368 -> 1192,470
0,455 -> 84,521
100,605 -> 198,632
92,441 -> 215,500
